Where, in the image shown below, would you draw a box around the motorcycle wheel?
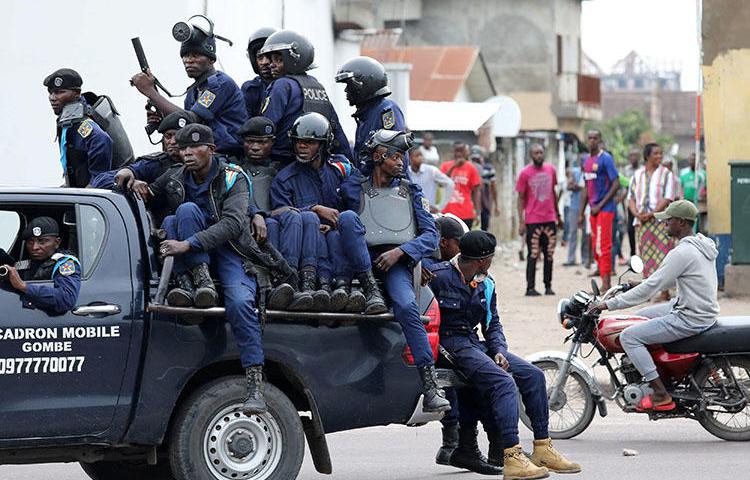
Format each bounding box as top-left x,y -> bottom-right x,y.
695,356 -> 750,441
520,360 -> 596,439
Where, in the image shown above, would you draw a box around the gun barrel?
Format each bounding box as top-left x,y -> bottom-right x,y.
131,37 -> 149,72
0,265 -> 9,278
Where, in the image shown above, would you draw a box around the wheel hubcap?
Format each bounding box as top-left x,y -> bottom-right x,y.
204,404 -> 283,480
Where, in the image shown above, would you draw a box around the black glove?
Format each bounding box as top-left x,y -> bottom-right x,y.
0,248 -> 15,266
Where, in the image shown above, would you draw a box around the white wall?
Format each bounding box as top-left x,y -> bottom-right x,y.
2,0 -> 356,186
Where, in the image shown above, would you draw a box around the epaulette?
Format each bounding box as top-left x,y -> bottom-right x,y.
225,163 -> 253,199
482,277 -> 496,328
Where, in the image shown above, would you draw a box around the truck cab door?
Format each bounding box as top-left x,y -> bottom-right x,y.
0,197 -> 135,440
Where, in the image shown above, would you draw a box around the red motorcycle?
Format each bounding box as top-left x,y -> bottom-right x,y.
522,257 -> 750,441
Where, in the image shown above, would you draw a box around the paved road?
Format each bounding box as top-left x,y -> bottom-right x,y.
3,407 -> 749,480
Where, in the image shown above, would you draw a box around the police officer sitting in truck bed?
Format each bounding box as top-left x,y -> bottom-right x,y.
0,217 -> 81,315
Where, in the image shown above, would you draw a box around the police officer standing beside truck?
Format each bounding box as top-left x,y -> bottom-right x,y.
1,217 -> 81,315
45,68 -> 113,188
338,129 -> 450,414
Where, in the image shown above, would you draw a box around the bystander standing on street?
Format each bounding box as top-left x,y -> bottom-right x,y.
516,144 -> 562,296
629,143 -> 675,301
409,146 -> 455,214
470,145 -> 499,231
624,147 -> 641,258
680,152 -> 706,231
564,154 -> 588,266
419,132 -> 440,166
441,143 -> 481,229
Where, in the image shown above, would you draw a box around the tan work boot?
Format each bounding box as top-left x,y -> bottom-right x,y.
531,438 -> 581,473
503,445 -> 549,480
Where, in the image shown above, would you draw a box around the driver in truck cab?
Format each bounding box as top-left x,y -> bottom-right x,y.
593,200 -> 719,413
0,216 -> 81,315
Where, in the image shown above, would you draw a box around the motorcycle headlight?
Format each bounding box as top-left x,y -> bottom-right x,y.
557,298 -> 571,325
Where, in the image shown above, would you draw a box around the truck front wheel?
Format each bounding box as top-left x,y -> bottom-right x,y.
168,376 -> 305,480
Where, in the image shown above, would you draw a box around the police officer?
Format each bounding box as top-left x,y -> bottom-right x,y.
236,116 -> 315,311
338,129 -> 450,413
44,68 -> 113,188
429,231 -> 581,479
131,18 -> 247,156
91,110 -> 197,193
270,113 -> 379,313
242,27 -> 277,118
0,217 -> 81,315
335,56 -> 408,173
424,216 -> 501,475
148,124 -> 268,414
259,30 -> 352,166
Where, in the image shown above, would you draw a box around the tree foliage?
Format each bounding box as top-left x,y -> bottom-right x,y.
585,110 -> 675,165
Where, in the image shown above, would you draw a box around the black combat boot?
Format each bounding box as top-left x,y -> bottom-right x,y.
417,365 -> 451,413
487,430 -> 504,468
435,423 -> 459,465
450,424 -> 504,475
301,268 -> 330,311
242,365 -> 267,415
167,272 -> 194,307
320,278 -> 345,312
339,278 -> 366,313
191,263 -> 218,308
267,283 -> 294,310
354,270 -> 388,315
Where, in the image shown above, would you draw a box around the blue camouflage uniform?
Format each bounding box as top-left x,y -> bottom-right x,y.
352,98 -> 408,175
338,177 -> 438,367
261,77 -> 352,166
185,71 -> 248,157
241,76 -> 268,118
58,106 -> 113,188
18,253 -> 81,315
428,261 -> 550,449
270,155 -> 359,281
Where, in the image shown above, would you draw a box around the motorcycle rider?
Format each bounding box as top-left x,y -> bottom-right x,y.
593,200 -> 719,411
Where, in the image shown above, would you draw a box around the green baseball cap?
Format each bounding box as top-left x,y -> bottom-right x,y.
654,200 -> 699,222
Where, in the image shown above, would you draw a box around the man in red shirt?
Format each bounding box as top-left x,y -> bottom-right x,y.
441,143 -> 481,228
516,144 -> 562,296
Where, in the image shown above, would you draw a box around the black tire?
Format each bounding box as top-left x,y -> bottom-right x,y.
80,460 -> 175,480
520,360 -> 596,439
695,356 -> 750,441
168,376 -> 305,480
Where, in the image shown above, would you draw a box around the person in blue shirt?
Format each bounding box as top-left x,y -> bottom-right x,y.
1,217 -> 81,315
259,30 -> 352,166
338,129 -> 450,414
149,124 -> 268,414
44,68 -> 113,188
271,113 -> 381,314
241,27 -> 277,118
335,56 -> 407,174
130,19 -> 247,157
429,231 -> 580,477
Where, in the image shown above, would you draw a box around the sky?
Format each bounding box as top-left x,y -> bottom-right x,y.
581,0 -> 701,91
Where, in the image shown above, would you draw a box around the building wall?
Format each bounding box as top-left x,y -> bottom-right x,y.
702,0 -> 750,234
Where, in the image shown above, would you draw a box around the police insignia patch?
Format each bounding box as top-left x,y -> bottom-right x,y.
421,197 -> 431,212
77,120 -> 93,138
54,77 -> 63,87
32,227 -> 42,237
58,260 -> 76,276
191,132 -> 201,142
198,90 -> 217,108
178,118 -> 187,128
261,96 -> 270,114
382,109 -> 395,129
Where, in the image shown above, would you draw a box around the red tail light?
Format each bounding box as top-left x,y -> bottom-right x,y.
403,297 -> 441,365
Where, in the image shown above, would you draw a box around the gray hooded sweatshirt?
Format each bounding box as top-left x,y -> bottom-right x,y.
606,233 -> 719,329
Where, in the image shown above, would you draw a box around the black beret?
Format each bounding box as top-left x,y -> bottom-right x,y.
158,110 -> 199,133
176,124 -> 215,148
435,216 -> 466,240
459,231 -> 496,260
43,68 -> 82,90
22,217 -> 60,240
238,116 -> 276,138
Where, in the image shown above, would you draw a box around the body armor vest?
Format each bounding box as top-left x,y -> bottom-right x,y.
245,164 -> 275,213
358,178 -> 417,247
287,74 -> 343,151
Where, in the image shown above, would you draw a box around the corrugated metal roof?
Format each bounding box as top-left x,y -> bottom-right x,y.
407,100 -> 500,132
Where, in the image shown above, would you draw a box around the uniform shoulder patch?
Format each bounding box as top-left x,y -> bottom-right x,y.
198,90 -> 217,108
58,260 -> 76,276
330,160 -> 352,179
382,109 -> 395,129
77,119 -> 94,138
421,196 -> 431,212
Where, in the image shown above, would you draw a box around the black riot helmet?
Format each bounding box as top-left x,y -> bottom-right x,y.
173,15 -> 233,61
246,26 -> 278,74
289,113 -> 332,161
364,129 -> 414,162
335,56 -> 391,106
259,30 -> 315,74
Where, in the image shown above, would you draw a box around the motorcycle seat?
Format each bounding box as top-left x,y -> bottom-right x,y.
664,316 -> 750,354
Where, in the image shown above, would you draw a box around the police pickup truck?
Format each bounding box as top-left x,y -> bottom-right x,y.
0,187 -> 453,480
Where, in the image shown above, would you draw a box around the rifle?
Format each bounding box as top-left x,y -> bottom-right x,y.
131,37 -> 174,136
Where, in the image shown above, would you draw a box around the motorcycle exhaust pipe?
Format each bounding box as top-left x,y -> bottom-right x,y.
0,265 -> 9,278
